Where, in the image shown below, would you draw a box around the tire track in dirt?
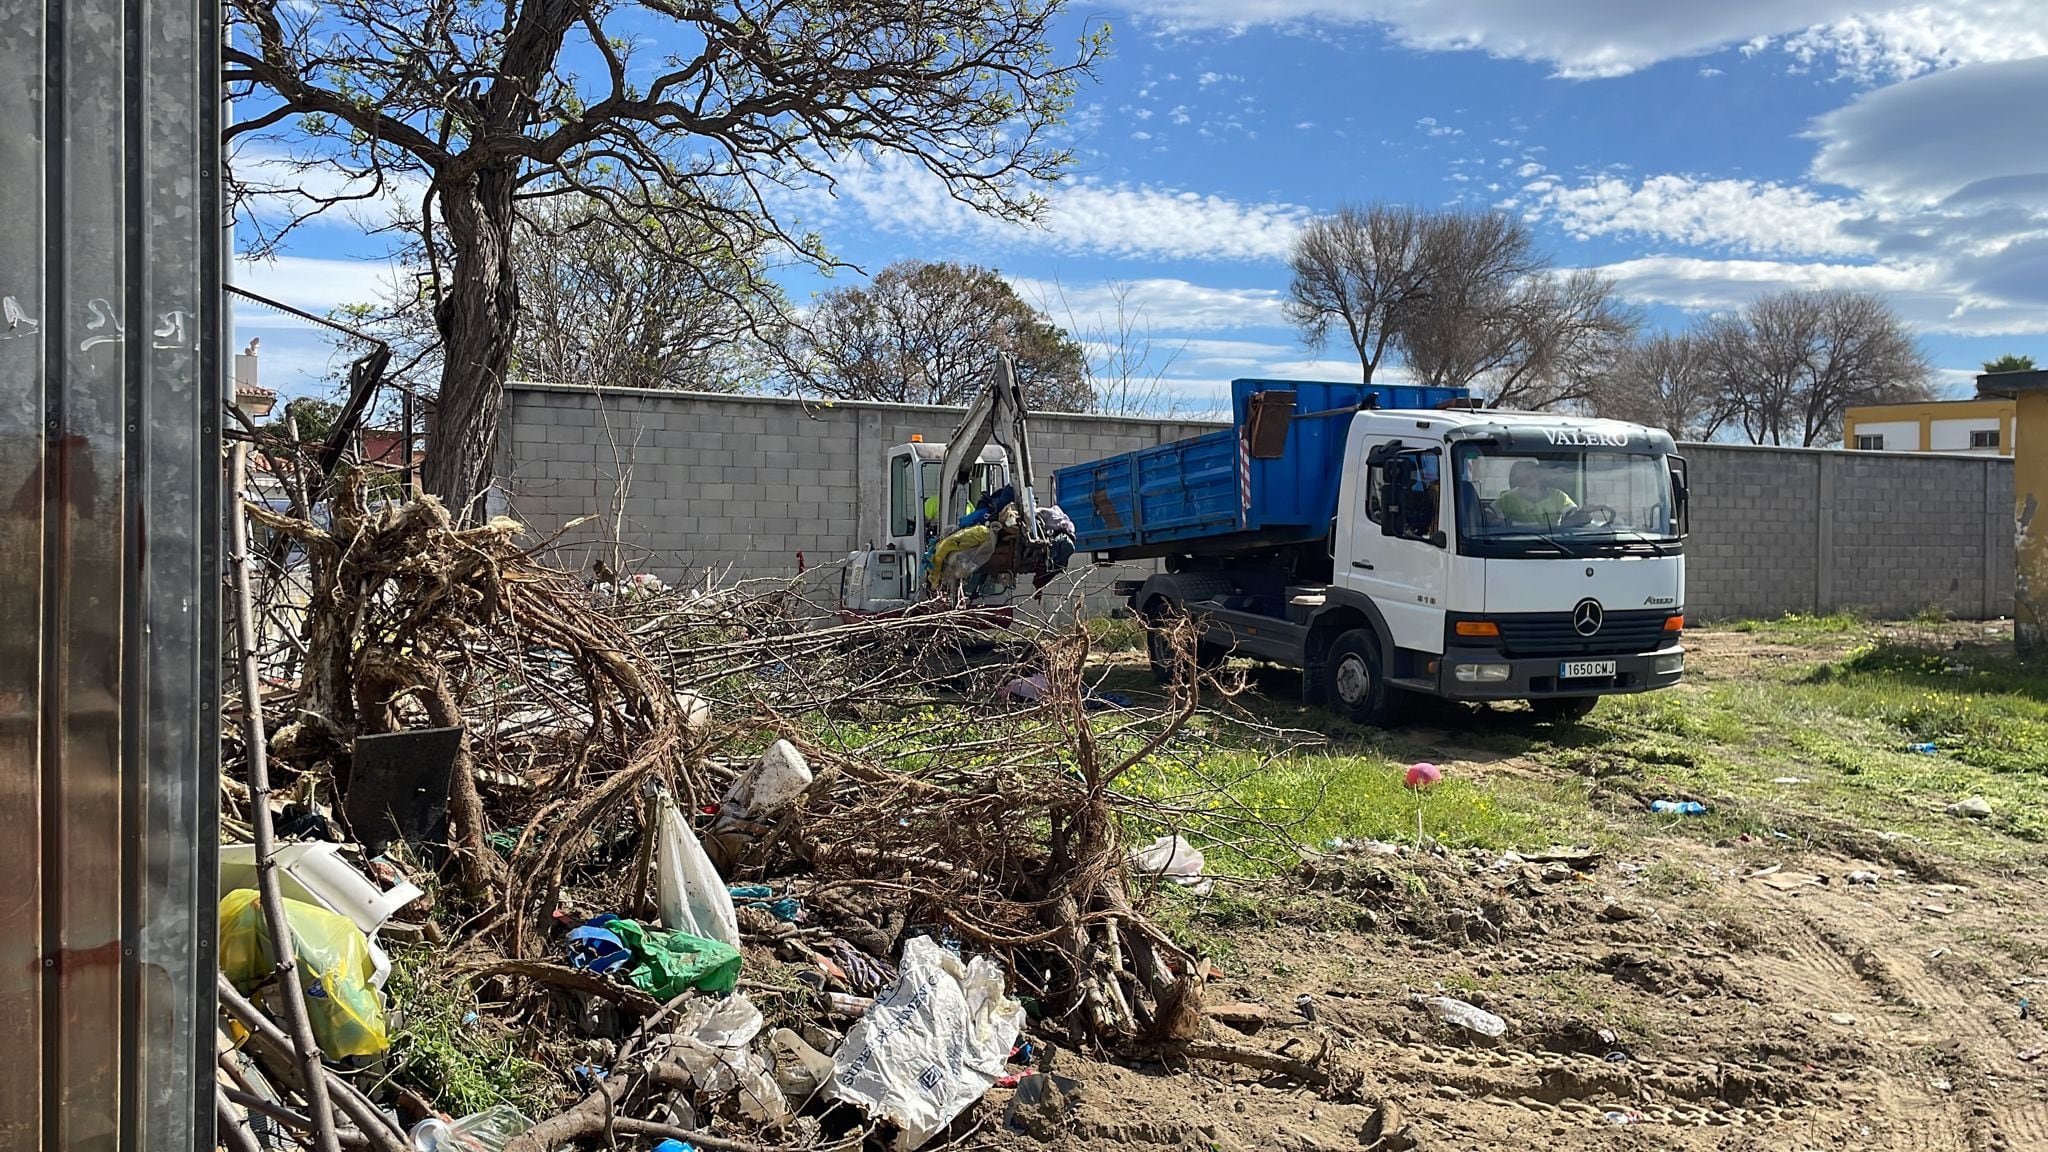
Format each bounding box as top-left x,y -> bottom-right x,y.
1739,881 -> 2048,1152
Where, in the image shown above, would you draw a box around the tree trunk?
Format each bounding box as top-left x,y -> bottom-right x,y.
423,169 -> 520,517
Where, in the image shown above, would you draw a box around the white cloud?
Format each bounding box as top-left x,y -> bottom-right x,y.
230,144 -> 427,232
1526,174 -> 1871,256
818,154 -> 1308,262
1782,2 -> 2048,83
1698,66 -> 1724,77
1009,277 -> 1290,332
1116,0 -> 2045,79
1592,255 -> 2048,335
1514,161 -> 1546,178
231,254 -> 415,319
1169,105 -> 1192,125
1131,130 -> 1153,141
1810,56 -> 2048,204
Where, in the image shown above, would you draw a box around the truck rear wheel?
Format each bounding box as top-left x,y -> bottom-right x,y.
1323,629 -> 1394,726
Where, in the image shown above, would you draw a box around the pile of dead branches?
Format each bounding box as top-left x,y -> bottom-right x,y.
219,478 -> 1340,1152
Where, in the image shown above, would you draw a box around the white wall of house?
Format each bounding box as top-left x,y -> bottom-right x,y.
1929,416 -> 2003,452
1853,420 -> 1920,451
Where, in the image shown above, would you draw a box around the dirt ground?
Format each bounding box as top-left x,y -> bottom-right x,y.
967,629 -> 2048,1152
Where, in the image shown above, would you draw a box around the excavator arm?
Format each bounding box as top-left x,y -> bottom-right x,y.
937,354 -> 1042,542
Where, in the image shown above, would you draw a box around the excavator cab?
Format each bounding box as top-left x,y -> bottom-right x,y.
839,355 -> 1073,619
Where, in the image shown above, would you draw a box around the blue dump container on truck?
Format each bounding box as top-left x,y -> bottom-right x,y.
1053,378 -> 1471,560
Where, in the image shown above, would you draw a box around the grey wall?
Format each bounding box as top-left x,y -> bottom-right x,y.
496,383 -> 2016,622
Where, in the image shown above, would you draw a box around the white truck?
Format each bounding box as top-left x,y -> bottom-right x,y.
1052,379 -> 1689,725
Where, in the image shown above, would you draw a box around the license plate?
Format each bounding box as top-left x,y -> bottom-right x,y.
1560,660 -> 1616,679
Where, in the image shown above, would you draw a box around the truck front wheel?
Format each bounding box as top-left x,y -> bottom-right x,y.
1324,630 -> 1394,726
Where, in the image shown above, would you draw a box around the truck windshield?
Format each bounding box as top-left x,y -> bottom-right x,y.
1452,444 -> 1675,546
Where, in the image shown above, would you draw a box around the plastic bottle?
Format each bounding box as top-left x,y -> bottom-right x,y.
1649,800 -> 1707,815
1909,742 -> 1939,755
1419,995 -> 1507,1038
409,1106 -> 534,1152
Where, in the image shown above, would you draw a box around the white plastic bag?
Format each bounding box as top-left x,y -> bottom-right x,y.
647,994 -> 787,1123
766,1027 -> 837,1106
654,787 -> 741,947
1126,834 -> 1213,896
829,936 -> 1026,1150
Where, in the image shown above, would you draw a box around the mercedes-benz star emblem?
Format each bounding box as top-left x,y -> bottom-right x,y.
1572,598 -> 1604,636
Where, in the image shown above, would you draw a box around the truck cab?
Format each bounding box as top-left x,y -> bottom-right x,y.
1311,409 -> 1687,723
1055,379 -> 1689,726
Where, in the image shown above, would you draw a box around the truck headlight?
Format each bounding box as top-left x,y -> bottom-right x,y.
1653,653 -> 1685,675
1454,663 -> 1513,683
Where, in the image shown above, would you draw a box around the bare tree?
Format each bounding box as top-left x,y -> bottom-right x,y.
226,0 -> 1104,512
1589,332 -> 1731,441
1045,279 -> 1192,417
1283,203 -> 1431,384
511,195 -> 787,393
788,260 -> 1091,410
1701,289 -> 1933,447
1406,267 -> 1640,409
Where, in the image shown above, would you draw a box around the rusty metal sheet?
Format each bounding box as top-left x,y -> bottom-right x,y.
0,0 -> 221,1142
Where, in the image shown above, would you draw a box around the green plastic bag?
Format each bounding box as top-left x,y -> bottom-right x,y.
606,918 -> 741,999
219,888 -> 391,1059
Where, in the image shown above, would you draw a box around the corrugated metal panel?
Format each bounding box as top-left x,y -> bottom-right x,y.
0,0 -> 222,1143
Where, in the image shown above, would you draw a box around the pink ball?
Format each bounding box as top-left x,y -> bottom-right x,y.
1405,762 -> 1442,789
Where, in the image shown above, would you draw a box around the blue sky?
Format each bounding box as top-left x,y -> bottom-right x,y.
233,0 -> 2048,410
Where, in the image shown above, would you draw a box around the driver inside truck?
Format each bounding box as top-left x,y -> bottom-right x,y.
1496,460 -> 1577,527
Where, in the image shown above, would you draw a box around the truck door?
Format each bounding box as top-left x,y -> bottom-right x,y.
1343,442 -> 1451,655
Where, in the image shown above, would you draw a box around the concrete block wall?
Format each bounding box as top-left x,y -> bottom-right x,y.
495,383 -> 2017,623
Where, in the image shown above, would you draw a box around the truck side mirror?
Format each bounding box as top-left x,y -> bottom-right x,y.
1668,455 -> 1690,537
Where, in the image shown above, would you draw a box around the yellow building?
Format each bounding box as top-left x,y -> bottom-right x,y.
1843,397 -> 2014,456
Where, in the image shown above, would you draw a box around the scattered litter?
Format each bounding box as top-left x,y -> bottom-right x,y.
1405,762 -> 1442,789
1909,742 -> 1939,755
647,994 -> 787,1123
1649,800 -> 1708,815
1772,776 -> 1810,785
999,673 -> 1050,703
2019,1048 -> 2043,1063
2022,998 -> 2033,1020
1847,870 -> 1881,886
830,936 -> 1027,1150
217,841 -> 422,990
652,1142 -> 696,1152
1415,994 -> 1507,1038
1295,993 -> 1318,1022
604,916 -> 743,998
1829,1013 -> 1859,1027
722,739 -> 814,819
1083,691 -> 1132,711
1003,1072 -> 1081,1139
1603,1051 -> 1631,1064
565,923 -> 631,974
767,1028 -> 838,1106
653,785 -> 742,947
1603,1109 -> 1644,1126
1930,948 -> 1950,960
219,888 -> 389,1059
728,885 -> 802,922
1921,904 -> 1956,917
1126,835 -> 1213,896
1948,796 -> 1995,819
407,1105 -> 533,1152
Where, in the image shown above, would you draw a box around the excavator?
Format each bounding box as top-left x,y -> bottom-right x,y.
838,354 -> 1074,620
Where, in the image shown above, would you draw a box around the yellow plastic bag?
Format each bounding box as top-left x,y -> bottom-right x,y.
928,525 -> 994,590
219,888 -> 391,1059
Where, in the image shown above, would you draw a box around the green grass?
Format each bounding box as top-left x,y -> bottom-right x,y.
1724,611 -> 1869,644
379,948 -> 555,1119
